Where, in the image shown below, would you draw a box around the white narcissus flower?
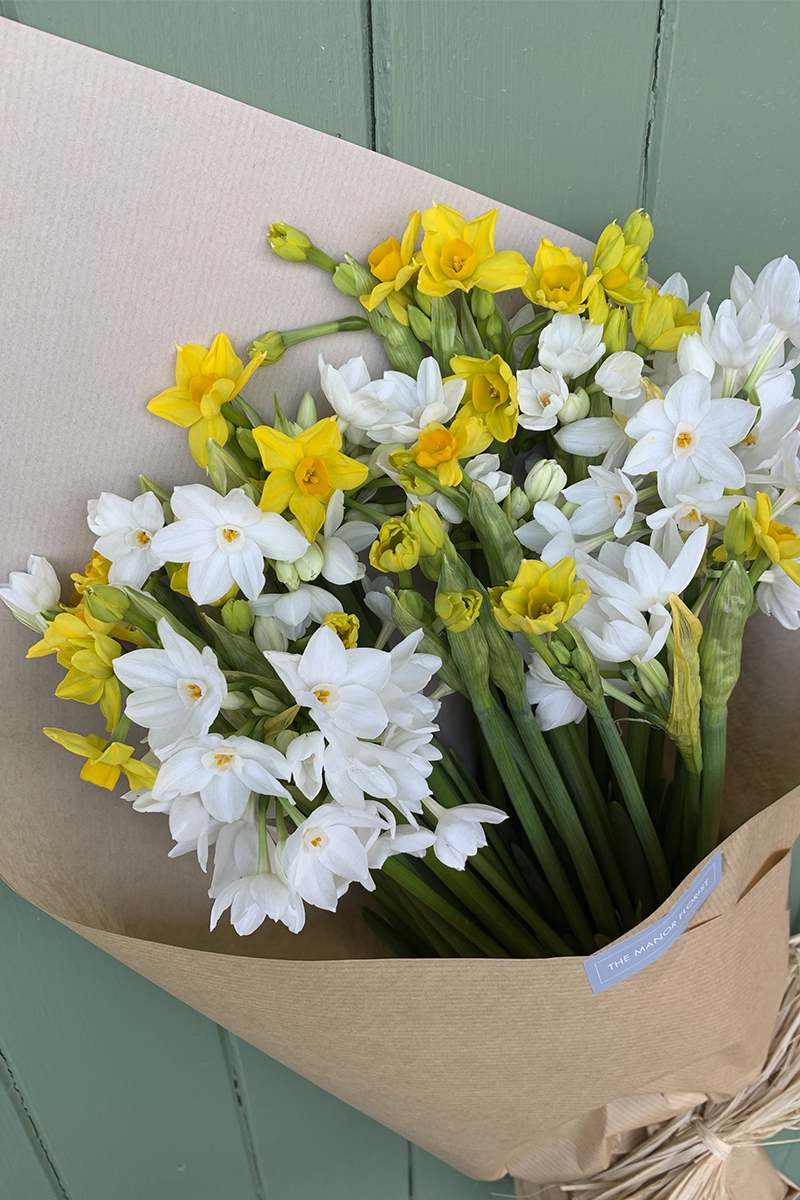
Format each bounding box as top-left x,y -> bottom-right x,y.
700,298 -> 774,385
211,870 -> 306,936
265,623 -> 392,739
526,655 -> 587,731
286,730 -> 326,800
735,371 -> 800,474
562,466 -> 639,538
322,725 -> 439,821
378,629 -> 442,731
424,799 -> 508,870
752,257 -> 800,344
0,555 -> 61,631
282,803 -> 386,910
88,491 -> 166,588
316,490 -> 377,585
595,352 -> 645,414
167,794 -> 223,872
517,367 -> 569,431
251,583 -> 343,641
425,453 -> 512,524
373,357 -> 465,444
150,484 -> 308,604
153,734 -> 291,823
676,333 -> 716,382
623,372 -> 756,505
537,313 -> 605,380
318,355 -> 395,445
368,824 -> 437,869
113,618 -> 227,753
757,567 -> 800,630
555,416 -> 628,466
658,271 -> 709,312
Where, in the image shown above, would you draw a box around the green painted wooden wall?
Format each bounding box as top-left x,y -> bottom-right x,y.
1,2 -> 799,1196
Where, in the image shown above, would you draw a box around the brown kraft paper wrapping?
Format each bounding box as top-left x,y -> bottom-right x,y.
2,18 -> 800,1192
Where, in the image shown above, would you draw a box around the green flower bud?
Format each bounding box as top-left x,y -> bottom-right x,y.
557,387 -> 591,425
247,330 -> 285,363
603,306 -> 629,355
467,479 -> 523,586
221,599 -> 254,636
274,560 -> 300,589
296,391 -> 318,429
333,262 -> 359,296
369,517 -> 420,573
83,585 -> 129,623
219,690 -> 251,712
723,499 -> 757,560
524,459 -> 567,505
205,439 -> 250,495
404,504 -> 445,557
273,729 -> 299,755
407,305 -> 433,344
268,222 -> 312,262
293,542 -> 325,583
391,587 -> 435,625
250,686 -> 286,715
470,288 -> 495,321
508,486 -> 532,521
413,286 -> 433,317
434,589 -> 483,632
253,616 -> 288,653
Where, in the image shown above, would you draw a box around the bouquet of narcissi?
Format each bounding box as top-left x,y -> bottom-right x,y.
4,202 -> 800,959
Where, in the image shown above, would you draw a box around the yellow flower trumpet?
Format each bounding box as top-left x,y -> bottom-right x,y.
361,211 -> 421,325
490,558 -> 590,637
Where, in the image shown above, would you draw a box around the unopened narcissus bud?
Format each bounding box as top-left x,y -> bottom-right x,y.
274,560 -> 300,590
508,487 -> 531,521
435,589 -> 482,632
322,611 -> 360,648
253,615 -> 289,653
293,542 -> 325,583
221,599 -> 254,636
247,330 -> 286,363
268,223 -> 312,262
369,518 -> 421,573
296,392 -> 318,429
470,288 -> 495,320
723,499 -> 757,560
603,307 -> 629,355
524,459 -> 567,504
83,585 -> 130,623
557,387 -> 590,425
333,262 -> 359,296
407,306 -> 433,344
621,209 -> 654,255
404,504 -> 445,557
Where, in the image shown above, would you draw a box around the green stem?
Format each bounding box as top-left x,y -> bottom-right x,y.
547,724 -> 635,929
697,708 -> 727,860
470,852 -> 571,956
591,703 -> 672,902
380,858 -> 509,957
424,853 -> 546,958
625,721 -> 651,792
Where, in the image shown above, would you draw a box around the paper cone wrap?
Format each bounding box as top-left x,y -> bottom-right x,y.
2,18 -> 800,1193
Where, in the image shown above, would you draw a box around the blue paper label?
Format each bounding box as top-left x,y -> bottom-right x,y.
584,850 -> 724,994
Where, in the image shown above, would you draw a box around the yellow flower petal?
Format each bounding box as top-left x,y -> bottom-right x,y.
175,344 -> 208,389
463,209 -> 497,262
43,728 -> 100,757
289,491 -> 327,541
202,333 -> 242,382
253,424 -> 305,472
297,416 -> 342,458
229,350 -> 265,399
147,387 -> 199,428
259,469 -> 298,514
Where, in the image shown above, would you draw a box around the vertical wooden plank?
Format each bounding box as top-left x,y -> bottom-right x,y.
644,0 -> 800,305
235,1036 -> 410,1200
8,0 -> 372,145
371,0 -> 660,241
0,1051 -> 64,1200
0,882 -> 257,1200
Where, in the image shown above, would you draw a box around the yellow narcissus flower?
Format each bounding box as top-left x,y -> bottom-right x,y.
435,589 -> 483,632
254,416 -> 368,541
522,240 -> 595,315
34,612 -> 123,730
416,204 -> 528,297
361,211 -> 421,325
43,728 -> 157,791
751,493 -> 800,584
321,611 -> 360,648
490,558 -> 590,637
411,415 -> 492,488
450,354 -> 519,442
584,219 -> 649,324
631,286 -> 701,352
70,552 -> 111,599
148,334 -> 266,468
369,517 -> 421,574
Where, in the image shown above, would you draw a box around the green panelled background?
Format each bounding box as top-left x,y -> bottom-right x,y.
1,1 -> 799,1196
